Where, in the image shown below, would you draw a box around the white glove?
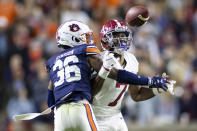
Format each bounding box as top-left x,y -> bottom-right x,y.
166,80 -> 176,95
102,52 -> 117,70
98,51 -> 117,79
162,72 -> 176,95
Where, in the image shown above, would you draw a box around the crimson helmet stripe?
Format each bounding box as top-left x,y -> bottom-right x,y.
114,19 -> 121,27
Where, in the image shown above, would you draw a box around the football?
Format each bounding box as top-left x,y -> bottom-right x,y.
125,5 -> 149,27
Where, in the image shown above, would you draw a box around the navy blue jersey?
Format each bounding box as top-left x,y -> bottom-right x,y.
46,44 -> 100,104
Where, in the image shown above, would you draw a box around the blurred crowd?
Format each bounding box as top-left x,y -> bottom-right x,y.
0,0 -> 197,130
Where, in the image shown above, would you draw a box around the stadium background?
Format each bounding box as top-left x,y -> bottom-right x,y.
0,0 -> 197,130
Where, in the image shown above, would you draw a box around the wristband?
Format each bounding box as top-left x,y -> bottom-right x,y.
98,66 -> 110,79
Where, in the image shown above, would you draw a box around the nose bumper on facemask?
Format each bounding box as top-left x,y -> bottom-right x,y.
118,42 -> 129,50
113,42 -> 129,54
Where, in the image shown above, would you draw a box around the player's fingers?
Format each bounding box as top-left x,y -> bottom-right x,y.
167,82 -> 176,95
167,80 -> 171,84
170,80 -> 176,84
162,85 -> 168,91
162,72 -> 169,78
163,75 -> 169,78
162,72 -> 166,76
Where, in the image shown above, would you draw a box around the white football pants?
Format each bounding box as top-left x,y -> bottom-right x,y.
96,112 -> 128,131
54,100 -> 99,131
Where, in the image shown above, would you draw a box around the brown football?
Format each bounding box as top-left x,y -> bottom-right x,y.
125,5 -> 149,27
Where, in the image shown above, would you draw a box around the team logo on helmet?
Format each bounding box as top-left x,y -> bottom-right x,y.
69,24 -> 80,32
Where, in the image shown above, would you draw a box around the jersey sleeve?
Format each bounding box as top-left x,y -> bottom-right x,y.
86,45 -> 101,55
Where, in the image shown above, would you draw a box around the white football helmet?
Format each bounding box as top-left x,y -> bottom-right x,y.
100,19 -> 133,54
56,20 -> 95,48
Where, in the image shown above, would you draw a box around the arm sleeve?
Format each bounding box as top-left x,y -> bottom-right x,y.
47,90 -> 55,107
117,69 -> 150,85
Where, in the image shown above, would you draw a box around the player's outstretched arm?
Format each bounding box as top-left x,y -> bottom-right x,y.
88,53 -> 168,91
129,75 -> 176,102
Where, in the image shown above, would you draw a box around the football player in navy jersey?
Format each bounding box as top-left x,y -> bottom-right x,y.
46,20 -> 170,131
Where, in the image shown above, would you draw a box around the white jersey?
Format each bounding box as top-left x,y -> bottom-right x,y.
92,51 -> 139,119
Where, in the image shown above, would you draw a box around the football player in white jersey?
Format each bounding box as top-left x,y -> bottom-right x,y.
91,19 -> 176,131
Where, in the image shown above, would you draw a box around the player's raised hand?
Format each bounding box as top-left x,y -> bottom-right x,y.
102,51 -> 117,70
166,80 -> 176,95
98,51 -> 117,79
